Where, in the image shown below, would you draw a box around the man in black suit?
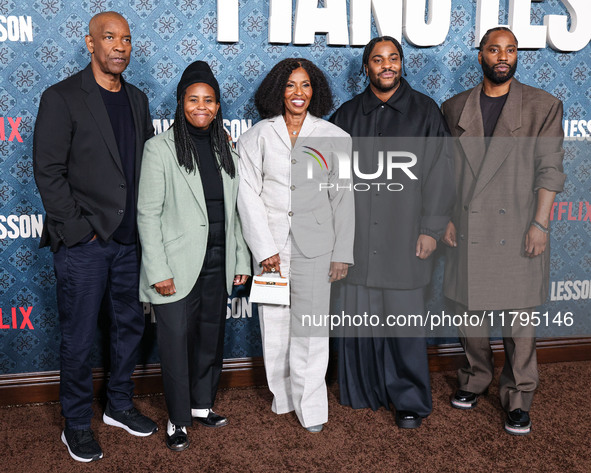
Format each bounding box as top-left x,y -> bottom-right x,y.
33,11 -> 157,462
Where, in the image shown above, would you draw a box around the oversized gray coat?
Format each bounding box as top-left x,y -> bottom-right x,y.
441,79 -> 566,310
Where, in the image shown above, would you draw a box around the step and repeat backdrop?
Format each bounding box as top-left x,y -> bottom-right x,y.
1,0 -> 590,375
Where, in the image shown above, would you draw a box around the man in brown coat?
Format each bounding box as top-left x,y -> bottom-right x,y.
441,27 -> 565,435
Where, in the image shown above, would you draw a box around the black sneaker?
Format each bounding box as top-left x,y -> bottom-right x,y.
504,408 -> 532,435
61,428 -> 103,462
103,403 -> 158,437
451,389 -> 480,409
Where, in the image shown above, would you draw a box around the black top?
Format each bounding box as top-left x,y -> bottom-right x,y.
99,84 -> 137,244
187,124 -> 224,224
329,79 -> 454,289
480,90 -> 508,138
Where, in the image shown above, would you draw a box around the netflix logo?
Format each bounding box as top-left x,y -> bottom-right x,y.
0,307 -> 34,330
550,201 -> 591,222
0,117 -> 23,142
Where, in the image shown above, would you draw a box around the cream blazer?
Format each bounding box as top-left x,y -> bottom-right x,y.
237,113 -> 354,266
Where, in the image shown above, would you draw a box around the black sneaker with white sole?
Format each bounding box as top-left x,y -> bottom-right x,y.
103,403 -> 158,437
61,428 -> 103,462
504,408 -> 532,436
451,389 -> 480,409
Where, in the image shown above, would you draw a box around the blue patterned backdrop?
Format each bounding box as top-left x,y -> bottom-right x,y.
1,0 -> 590,375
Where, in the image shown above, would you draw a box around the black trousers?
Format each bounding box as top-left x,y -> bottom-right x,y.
338,285 -> 432,417
153,222 -> 227,426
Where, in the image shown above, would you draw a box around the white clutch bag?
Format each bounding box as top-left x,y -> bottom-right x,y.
249,271 -> 290,306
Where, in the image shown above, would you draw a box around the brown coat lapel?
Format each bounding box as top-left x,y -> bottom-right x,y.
457,80 -> 524,199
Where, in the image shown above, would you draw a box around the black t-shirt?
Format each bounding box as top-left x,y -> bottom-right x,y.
480,90 -> 508,138
99,84 -> 137,244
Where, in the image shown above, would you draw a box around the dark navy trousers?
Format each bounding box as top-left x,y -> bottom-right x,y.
53,238 -> 145,430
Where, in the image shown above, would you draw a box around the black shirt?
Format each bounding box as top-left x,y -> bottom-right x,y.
187,124 -> 224,224
480,90 -> 508,138
99,84 -> 137,244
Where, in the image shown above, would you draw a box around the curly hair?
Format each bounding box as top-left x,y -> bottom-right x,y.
254,58 -> 333,119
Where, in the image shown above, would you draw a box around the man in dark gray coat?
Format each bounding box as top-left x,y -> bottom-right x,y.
331,36 -> 454,429
441,27 -> 565,435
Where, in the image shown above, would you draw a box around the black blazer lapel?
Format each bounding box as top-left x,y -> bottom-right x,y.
80,65 -> 124,175
125,82 -> 147,188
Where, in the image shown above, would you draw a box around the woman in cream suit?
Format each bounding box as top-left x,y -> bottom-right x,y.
137,61 -> 250,451
237,58 -> 354,433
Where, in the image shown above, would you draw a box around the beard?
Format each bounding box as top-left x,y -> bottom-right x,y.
369,71 -> 401,93
481,58 -> 517,84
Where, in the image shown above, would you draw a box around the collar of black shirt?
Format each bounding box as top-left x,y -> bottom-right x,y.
361,77 -> 410,115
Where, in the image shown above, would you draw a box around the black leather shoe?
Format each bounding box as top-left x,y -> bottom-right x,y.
395,411 -> 422,429
166,422 -> 189,452
451,389 -> 480,409
194,410 -> 229,428
504,409 -> 531,436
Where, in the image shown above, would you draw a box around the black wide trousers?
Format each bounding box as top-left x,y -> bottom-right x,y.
153,222 -> 227,426
337,284 -> 432,417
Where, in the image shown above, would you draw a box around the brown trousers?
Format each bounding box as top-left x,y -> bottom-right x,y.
456,304 -> 538,412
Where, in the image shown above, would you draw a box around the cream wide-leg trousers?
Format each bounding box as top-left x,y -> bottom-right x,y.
257,237 -> 332,428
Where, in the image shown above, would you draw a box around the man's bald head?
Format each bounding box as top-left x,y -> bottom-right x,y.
85,11 -> 131,89
88,11 -> 128,37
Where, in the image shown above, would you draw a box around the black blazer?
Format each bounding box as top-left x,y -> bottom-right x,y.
33,64 -> 154,252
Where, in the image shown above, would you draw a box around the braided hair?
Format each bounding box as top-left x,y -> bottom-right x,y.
173,90 -> 235,178
360,36 -> 406,76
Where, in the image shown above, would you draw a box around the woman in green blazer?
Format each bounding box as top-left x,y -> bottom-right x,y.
137,61 -> 250,451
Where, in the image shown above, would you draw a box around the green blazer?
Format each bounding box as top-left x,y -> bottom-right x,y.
137,128 -> 251,304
